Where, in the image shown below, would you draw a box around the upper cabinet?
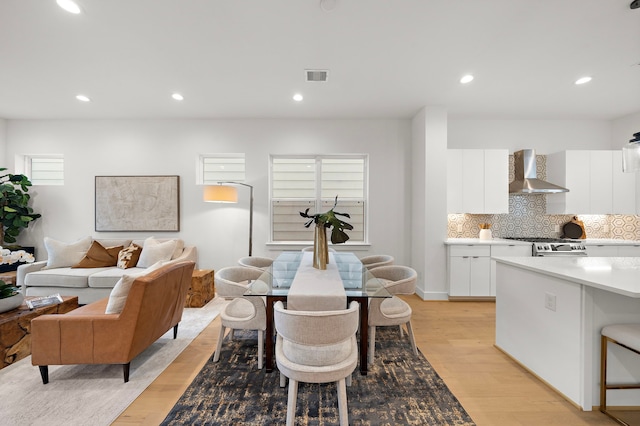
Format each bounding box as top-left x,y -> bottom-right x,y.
546,150 -> 635,215
447,149 -> 508,214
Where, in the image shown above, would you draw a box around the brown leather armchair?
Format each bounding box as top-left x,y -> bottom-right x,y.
31,260 -> 195,383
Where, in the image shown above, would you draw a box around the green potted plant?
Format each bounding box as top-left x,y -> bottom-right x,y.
0,168 -> 40,271
0,280 -> 24,313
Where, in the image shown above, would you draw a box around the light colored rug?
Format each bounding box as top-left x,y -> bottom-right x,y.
0,297 -> 224,426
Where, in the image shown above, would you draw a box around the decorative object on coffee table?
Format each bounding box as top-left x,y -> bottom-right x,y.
300,196 -> 352,270
0,281 -> 24,313
185,269 -> 215,308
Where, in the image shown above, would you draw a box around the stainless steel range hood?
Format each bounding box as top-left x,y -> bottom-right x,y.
509,149 -> 569,194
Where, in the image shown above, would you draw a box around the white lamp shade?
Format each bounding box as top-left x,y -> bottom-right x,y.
622,143 -> 640,173
203,185 -> 238,203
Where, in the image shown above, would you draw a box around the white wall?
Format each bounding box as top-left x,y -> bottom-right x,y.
0,119 -> 6,168
611,112 -> 640,149
448,119 -> 612,153
5,118 -> 412,272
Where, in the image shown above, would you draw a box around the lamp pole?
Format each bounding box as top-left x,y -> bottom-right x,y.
218,181 -> 253,256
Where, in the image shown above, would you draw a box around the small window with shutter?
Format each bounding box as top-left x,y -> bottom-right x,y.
25,155 -> 64,185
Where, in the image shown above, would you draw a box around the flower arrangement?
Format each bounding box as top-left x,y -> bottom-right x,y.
0,247 -> 35,266
300,196 -> 353,244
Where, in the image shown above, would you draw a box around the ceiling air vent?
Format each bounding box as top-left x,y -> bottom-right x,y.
305,69 -> 329,82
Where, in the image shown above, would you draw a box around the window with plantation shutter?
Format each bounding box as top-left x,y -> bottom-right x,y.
270,155 -> 367,243
26,156 -> 64,185
199,154 -> 245,184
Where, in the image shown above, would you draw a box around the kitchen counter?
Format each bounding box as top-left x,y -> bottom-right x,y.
493,256 -> 640,298
444,238 -> 531,246
580,238 -> 640,245
494,256 -> 640,411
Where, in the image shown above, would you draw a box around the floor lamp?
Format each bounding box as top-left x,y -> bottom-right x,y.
203,182 -> 254,256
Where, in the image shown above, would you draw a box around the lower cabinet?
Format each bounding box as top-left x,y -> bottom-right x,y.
448,243 -> 532,298
448,245 -> 491,297
586,244 -> 640,257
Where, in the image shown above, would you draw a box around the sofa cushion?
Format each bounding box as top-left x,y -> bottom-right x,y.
133,238 -> 184,260
43,236 -> 92,269
117,244 -> 142,269
88,267 -> 146,288
137,238 -> 177,268
25,267 -> 108,288
72,241 -> 123,268
105,261 -> 164,314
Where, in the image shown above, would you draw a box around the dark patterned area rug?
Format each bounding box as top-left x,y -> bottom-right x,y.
162,328 -> 475,425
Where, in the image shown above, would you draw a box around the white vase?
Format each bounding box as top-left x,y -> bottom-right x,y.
0,293 -> 24,314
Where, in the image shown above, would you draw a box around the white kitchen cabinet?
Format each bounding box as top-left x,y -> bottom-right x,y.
448,245 -> 491,297
547,150 -> 634,215
586,244 -> 640,257
490,244 -> 533,296
447,149 -> 508,214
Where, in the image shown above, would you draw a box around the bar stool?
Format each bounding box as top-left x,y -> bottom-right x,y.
600,324 -> 640,424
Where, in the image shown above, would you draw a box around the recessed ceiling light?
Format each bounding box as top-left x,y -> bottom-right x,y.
293,93 -> 303,102
575,76 -> 592,85
460,75 -> 474,84
57,0 -> 82,14
75,94 -> 90,102
171,93 -> 184,101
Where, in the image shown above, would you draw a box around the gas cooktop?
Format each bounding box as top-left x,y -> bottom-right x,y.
504,237 -> 582,243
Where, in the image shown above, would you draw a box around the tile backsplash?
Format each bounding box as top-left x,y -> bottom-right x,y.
447,155 -> 640,240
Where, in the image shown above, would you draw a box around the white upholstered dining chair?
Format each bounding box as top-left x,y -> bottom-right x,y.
238,256 -> 274,270
368,265 -> 418,363
274,300 -> 360,426
213,266 -> 267,369
360,254 -> 394,270
600,323 -> 640,423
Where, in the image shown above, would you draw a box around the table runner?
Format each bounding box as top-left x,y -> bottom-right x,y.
286,252 -> 347,311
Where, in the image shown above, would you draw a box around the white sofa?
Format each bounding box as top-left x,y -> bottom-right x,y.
18,237 -> 197,305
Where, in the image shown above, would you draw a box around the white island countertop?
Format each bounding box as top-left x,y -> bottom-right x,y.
493,256 -> 640,298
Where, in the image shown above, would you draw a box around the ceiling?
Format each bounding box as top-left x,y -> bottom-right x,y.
1,0 -> 639,120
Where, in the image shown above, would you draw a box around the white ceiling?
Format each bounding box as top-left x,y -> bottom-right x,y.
1,0 -> 639,120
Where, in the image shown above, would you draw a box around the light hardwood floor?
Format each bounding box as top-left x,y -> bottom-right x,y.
113,297 -> 622,426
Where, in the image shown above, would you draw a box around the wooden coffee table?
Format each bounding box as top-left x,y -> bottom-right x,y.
0,296 -> 79,370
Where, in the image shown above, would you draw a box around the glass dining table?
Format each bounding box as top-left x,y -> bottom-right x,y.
244,251 -> 391,375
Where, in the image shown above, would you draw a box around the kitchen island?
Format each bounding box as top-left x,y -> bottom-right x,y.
493,256 -> 640,411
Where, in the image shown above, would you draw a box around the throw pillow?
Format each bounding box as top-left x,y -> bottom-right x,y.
117,244 -> 142,269
105,261 -> 164,314
43,236 -> 93,269
72,241 -> 123,268
137,237 -> 177,268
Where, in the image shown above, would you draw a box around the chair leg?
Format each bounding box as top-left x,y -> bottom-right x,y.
39,366 -> 49,384
173,323 -> 178,339
399,324 -> 404,337
406,320 -> 418,355
280,372 -> 287,388
600,334 -> 608,414
337,378 -> 349,426
286,378 -> 298,426
346,373 -> 352,387
213,324 -> 226,362
368,325 -> 376,364
257,330 -> 264,370
123,363 -> 130,383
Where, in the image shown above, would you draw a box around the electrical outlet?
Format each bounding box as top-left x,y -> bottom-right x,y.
604,225 -> 610,233
457,225 -> 463,232
554,225 -> 560,232
545,292 -> 556,311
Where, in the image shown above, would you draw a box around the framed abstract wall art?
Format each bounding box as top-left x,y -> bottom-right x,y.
95,175 -> 180,232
